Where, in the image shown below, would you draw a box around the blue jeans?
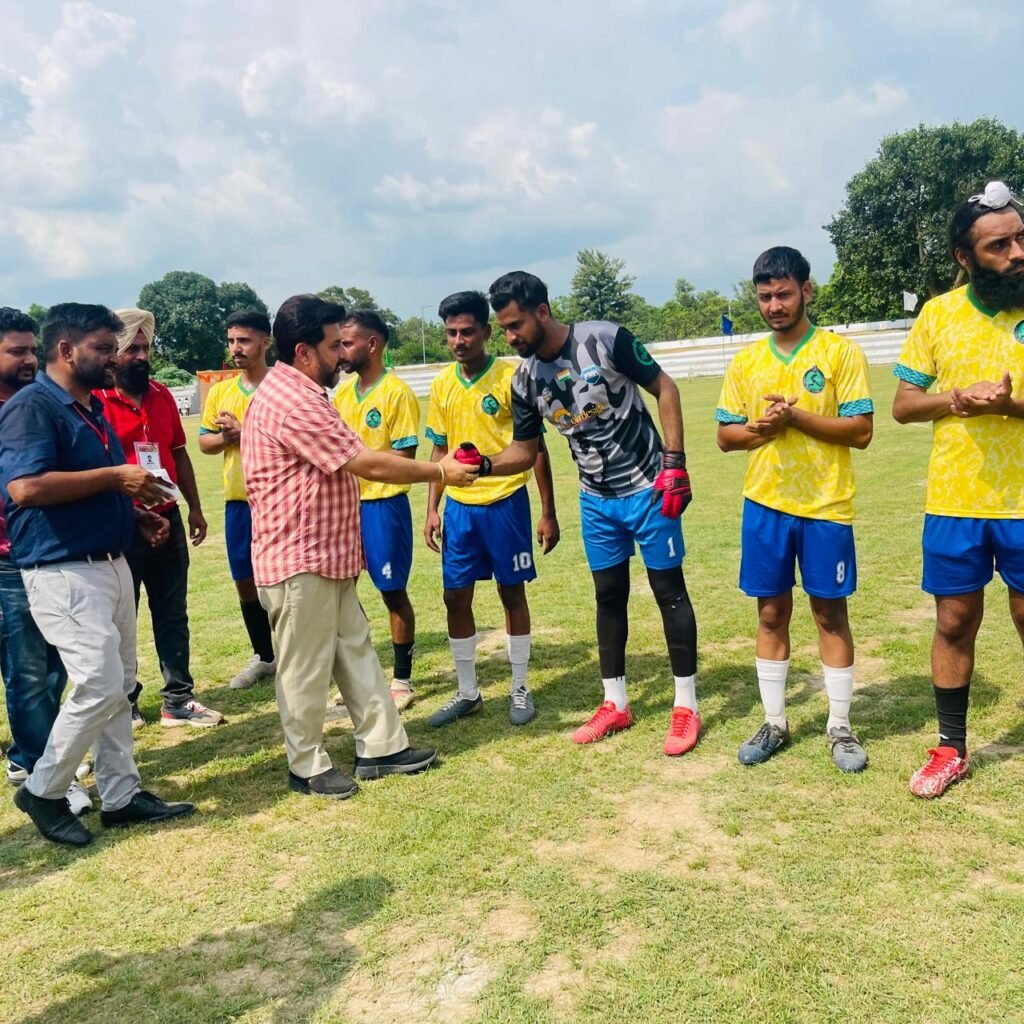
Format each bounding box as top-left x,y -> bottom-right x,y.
0,555 -> 67,773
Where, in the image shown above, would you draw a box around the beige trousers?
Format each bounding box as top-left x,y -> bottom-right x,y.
259,573 -> 408,778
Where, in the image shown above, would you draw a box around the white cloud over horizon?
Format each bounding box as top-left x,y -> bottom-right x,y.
0,0 -> 1021,318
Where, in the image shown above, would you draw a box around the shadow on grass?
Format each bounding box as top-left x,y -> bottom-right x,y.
12,875 -> 389,1024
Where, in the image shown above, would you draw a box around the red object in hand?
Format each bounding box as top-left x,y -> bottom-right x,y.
455,442 -> 483,466
652,452 -> 691,518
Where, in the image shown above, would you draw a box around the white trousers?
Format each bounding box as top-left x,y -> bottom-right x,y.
22,556 -> 141,811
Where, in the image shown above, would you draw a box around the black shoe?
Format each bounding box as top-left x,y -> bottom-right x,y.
353,746 -> 438,780
14,784 -> 94,847
288,767 -> 359,799
100,790 -> 195,829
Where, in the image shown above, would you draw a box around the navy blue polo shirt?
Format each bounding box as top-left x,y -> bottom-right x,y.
0,373 -> 135,568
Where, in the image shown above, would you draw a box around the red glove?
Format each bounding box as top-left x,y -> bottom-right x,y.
651,451 -> 691,518
455,442 -> 492,476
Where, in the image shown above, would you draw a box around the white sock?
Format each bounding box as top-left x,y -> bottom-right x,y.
507,634 -> 531,692
448,634 -> 479,700
823,663 -> 854,733
673,674 -> 698,712
602,675 -> 627,711
755,657 -> 789,728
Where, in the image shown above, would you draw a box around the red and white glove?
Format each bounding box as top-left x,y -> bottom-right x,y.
455,442 -> 492,477
651,450 -> 691,518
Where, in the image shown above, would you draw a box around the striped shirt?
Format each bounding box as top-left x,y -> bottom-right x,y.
241,361 -> 365,586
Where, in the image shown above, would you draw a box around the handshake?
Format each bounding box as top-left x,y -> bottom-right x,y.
453,442 -> 493,477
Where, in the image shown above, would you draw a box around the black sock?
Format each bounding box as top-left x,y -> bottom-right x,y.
240,599 -> 275,663
393,641 -> 414,681
934,684 -> 969,757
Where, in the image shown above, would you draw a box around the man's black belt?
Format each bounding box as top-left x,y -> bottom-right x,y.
31,550 -> 122,568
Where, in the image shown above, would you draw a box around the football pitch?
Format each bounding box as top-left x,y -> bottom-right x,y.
2,364 -> 1022,1024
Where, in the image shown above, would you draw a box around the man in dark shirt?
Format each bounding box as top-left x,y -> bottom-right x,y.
0,303 -> 194,846
482,272 -> 700,757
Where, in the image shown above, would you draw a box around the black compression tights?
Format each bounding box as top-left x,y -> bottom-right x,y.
591,560 -> 697,678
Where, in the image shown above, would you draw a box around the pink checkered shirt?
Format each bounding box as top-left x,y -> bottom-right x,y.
241,361 -> 365,587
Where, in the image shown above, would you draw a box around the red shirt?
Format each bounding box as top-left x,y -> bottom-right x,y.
94,380 -> 186,512
241,361 -> 365,587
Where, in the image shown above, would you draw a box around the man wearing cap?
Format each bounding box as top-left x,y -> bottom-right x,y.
95,309 -> 222,728
0,303 -> 194,846
893,181 -> 1024,798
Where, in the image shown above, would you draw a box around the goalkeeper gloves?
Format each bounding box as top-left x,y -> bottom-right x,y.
651,450 -> 691,518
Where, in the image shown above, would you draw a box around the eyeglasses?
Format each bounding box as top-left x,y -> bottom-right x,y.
968,181 -> 1015,210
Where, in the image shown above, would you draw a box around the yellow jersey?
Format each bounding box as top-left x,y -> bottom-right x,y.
200,375 -> 261,502
333,370 -> 420,502
895,285 -> 1024,518
425,355 -> 531,506
716,326 -> 873,524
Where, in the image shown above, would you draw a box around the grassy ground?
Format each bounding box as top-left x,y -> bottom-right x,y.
2,364 -> 1023,1024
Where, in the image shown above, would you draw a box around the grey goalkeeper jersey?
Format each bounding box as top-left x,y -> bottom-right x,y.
511,321 -> 664,498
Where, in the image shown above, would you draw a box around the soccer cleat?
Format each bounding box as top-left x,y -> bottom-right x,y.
509,686 -> 535,726
427,693 -> 483,728
390,684 -> 415,712
229,655 -> 277,690
738,722 -> 789,765
828,726 -> 868,773
909,746 -> 969,799
664,706 -> 702,756
572,701 -> 633,744
161,700 -> 225,728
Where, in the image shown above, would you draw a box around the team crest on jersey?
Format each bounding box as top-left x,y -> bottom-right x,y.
366,407 -> 382,428
802,366 -> 826,394
632,337 -> 653,366
481,394 -> 500,415
581,365 -> 603,385
1015,320 -> 1024,344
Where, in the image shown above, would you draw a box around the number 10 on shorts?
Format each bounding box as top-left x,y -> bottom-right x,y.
513,551 -> 533,571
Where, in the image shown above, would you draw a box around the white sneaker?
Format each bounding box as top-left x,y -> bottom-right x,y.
5,762 -> 28,785
229,655 -> 277,690
66,780 -> 93,817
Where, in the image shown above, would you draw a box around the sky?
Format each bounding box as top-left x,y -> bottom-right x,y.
1,0 -> 1022,319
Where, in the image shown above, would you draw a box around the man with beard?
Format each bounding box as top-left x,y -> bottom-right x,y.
200,311 -> 276,690
333,311 -> 420,709
95,309 -> 222,728
893,181 -> 1024,798
241,294 -> 478,798
484,272 -> 700,757
0,304 -> 194,846
423,291 -> 559,729
0,308 -> 91,814
716,247 -> 873,772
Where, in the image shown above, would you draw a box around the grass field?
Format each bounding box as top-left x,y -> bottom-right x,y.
2,364 -> 1024,1024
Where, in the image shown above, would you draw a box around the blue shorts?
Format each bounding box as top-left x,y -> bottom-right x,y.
740,500 -> 856,599
579,488 -> 684,572
360,494 -> 413,592
442,487 -> 536,591
224,501 -> 254,582
922,515 -> 1024,595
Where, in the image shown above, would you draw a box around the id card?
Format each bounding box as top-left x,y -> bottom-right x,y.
135,442 -> 162,473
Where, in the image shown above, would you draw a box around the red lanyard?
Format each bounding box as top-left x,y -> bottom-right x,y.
73,403 -> 111,454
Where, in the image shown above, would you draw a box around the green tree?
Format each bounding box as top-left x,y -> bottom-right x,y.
392,316 -> 447,365
27,303 -> 48,327
566,249 -> 638,322
316,286 -> 401,333
217,281 -> 268,319
825,118 -> 1024,320
138,271 -> 224,372
153,366 -> 197,387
